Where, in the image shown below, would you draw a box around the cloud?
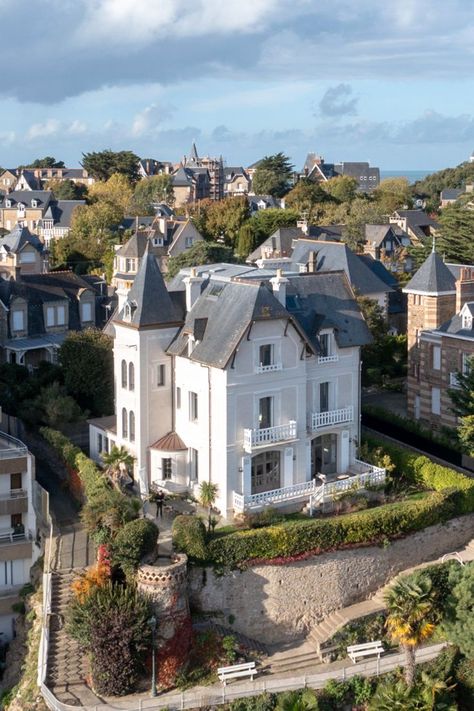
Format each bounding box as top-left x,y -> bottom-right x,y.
131,104 -> 173,137
68,120 -> 88,135
319,84 -> 358,118
26,118 -> 61,140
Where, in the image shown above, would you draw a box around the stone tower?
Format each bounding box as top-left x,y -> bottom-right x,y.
403,249 -> 456,419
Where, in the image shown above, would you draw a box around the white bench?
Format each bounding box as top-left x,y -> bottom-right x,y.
347,641 -> 384,663
217,661 -> 256,685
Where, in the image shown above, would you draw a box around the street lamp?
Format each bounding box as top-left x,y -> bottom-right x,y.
148,615 -> 157,697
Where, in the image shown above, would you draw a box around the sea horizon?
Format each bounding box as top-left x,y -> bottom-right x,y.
380,169 -> 435,183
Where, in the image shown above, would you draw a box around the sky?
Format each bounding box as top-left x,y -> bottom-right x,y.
1,0 -> 474,171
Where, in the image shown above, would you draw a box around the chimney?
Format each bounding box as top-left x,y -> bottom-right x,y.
270,268 -> 289,305
456,268 -> 474,312
307,251 -> 317,273
183,267 -> 203,312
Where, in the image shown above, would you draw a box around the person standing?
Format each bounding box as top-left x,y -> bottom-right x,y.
155,489 -> 165,518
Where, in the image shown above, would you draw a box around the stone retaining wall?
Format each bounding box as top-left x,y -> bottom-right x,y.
189,514 -> 474,645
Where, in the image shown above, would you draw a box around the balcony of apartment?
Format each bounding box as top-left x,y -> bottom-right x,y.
0,489 -> 28,516
0,432 -> 28,475
311,406 -> 354,431
255,363 -> 283,374
233,460 -> 386,513
0,528 -> 33,561
243,420 -> 297,454
317,355 -> 339,364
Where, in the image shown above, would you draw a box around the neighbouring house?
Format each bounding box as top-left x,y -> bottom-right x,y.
0,429 -> 41,641
224,167 -> 251,197
172,166 -> 210,207
89,251 -> 388,517
390,209 -> 440,245
138,158 -> 173,178
0,191 -> 83,244
364,223 -> 413,272
301,154 -> 380,193
112,217 -> 204,308
0,170 -> 18,195
180,143 -> 224,202
0,272 -> 111,367
247,195 -> 283,213
13,171 -> 42,192
29,167 -> 94,187
0,225 -> 47,279
440,188 -> 464,208
248,236 -> 394,314
404,249 -> 474,429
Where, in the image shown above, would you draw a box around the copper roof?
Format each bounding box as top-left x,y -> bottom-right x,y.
150,431 -> 187,452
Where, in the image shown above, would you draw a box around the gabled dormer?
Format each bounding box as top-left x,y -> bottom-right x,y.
460,302 -> 474,331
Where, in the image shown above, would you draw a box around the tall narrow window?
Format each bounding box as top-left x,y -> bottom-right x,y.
57,305 -> 66,325
189,392 -> 198,421
81,302 -> 92,322
431,388 -> 441,415
176,387 -> 181,409
10,473 -> 21,491
12,311 -> 24,331
259,344 -> 273,367
320,382 -> 329,412
129,411 -> 135,442
190,448 -> 199,481
432,346 -> 441,370
259,396 -> 273,429
122,408 -> 128,438
46,306 -> 55,326
319,334 -> 330,357
162,458 -> 172,480
157,364 -> 166,386
121,360 -> 127,388
129,362 -> 135,391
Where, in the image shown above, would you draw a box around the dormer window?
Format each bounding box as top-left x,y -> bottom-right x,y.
5,199 -> 11,208
462,314 -> 473,329
17,203 -> 25,212
318,332 -> 338,363
153,237 -> 164,247
31,199 -> 38,208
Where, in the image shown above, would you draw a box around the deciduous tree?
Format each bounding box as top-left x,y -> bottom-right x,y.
132,174 -> 175,213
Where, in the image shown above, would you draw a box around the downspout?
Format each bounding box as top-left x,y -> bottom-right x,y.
358,348 -> 362,456
208,366 -> 212,485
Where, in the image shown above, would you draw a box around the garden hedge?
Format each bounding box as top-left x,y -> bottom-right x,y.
172,515 -> 208,562
207,491 -> 457,567
113,518 -> 159,575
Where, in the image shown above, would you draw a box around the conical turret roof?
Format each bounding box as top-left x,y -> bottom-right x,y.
404,250 -> 456,294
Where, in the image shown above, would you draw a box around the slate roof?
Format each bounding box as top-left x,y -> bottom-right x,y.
0,190 -> 52,208
41,200 -> 85,227
17,171 -> 42,190
403,251 -> 456,294
435,311 -> 474,339
115,249 -> 183,328
116,232 -> 163,259
247,225 -> 344,263
290,240 -> 393,296
167,270 -> 371,368
247,195 -> 281,210
440,189 -> 463,201
0,225 -> 43,254
285,272 -> 372,351
167,280 -> 289,368
394,209 -> 440,229
119,216 -> 155,231
172,166 -> 194,187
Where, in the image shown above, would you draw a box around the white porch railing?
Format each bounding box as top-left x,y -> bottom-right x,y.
318,355 -> 339,364
0,489 -> 27,501
311,406 -> 353,430
233,478 -> 320,512
243,420 -> 297,453
449,372 -> 461,388
233,461 -> 386,513
255,363 -> 283,374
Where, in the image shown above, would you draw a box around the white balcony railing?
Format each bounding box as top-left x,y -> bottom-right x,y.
255,363 -> 283,374
243,420 -> 297,453
311,406 -> 354,430
0,432 -> 28,459
449,372 -> 461,388
233,461 -> 386,513
318,355 -> 339,364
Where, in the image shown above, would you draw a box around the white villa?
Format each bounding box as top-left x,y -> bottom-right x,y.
89,255 -> 384,516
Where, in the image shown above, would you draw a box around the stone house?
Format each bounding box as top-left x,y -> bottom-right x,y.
404,250 -> 474,429
224,167 -> 251,197
0,191 -> 83,244
0,226 -> 47,279
89,252 -> 383,517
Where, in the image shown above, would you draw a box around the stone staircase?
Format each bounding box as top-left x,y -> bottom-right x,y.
306,538 -> 474,661
45,569 -> 91,700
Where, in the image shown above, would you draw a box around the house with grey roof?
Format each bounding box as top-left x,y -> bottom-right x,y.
224,167 -> 251,196
301,154 -> 380,192
0,271 -> 111,368
0,190 -> 83,244
390,209 -> 440,244
364,223 -> 413,272
89,251 -> 386,516
37,199 -> 85,246
440,188 -> 464,208
0,225 -> 46,279
404,250 -> 474,429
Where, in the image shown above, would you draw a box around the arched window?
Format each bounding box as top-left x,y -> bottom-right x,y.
129,362 -> 135,391
129,411 -> 135,442
122,408 -> 128,439
121,360 -> 127,388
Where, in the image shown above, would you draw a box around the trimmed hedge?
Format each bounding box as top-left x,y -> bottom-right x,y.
207,491 -> 456,567
113,519 -> 159,576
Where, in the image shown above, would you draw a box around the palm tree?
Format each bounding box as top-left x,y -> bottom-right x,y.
276,689 -> 319,711
198,481 -> 219,532
385,576 -> 437,688
101,445 -> 135,489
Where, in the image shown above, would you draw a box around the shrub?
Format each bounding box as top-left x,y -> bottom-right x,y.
81,488 -> 141,541
207,491 -> 454,567
172,515 -> 208,561
113,519 -> 159,576
66,582 -> 151,696
229,693 -> 277,711
455,657 -> 474,711
244,508 -> 285,529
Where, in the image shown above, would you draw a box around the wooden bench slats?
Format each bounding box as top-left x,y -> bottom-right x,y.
218,661 -> 257,685
347,640 -> 384,664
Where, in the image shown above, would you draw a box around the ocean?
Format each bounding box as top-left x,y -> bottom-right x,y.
380,169 -> 434,183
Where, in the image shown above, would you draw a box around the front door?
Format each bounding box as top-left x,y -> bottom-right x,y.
251,450 -> 281,494
311,434 -> 337,477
